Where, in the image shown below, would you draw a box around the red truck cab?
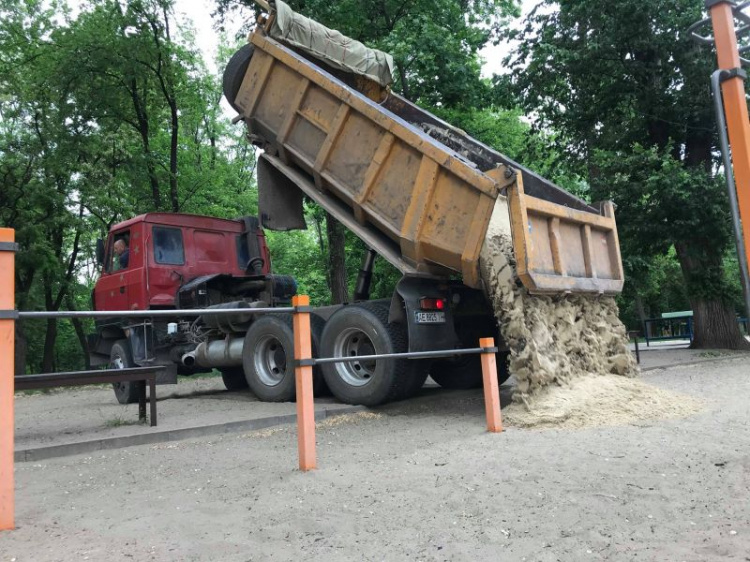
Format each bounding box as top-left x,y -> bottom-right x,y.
94,213 -> 271,312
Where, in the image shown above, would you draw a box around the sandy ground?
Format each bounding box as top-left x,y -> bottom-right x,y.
14,376 -> 353,451
633,341 -> 750,370
12,346 -> 722,453
3,354 -> 750,561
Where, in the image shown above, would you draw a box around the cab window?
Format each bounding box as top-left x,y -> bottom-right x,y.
153,226 -> 184,265
109,231 -> 130,272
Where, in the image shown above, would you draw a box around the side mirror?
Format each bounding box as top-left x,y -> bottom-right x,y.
95,238 -> 105,266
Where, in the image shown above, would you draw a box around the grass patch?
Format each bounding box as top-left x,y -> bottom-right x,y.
177,369 -> 223,382
104,415 -> 148,428
698,350 -> 726,358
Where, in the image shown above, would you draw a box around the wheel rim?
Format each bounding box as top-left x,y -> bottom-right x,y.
111,354 -> 127,394
254,335 -> 287,386
332,328 -> 377,387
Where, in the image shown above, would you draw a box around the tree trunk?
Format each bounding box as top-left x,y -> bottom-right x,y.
41,282 -> 58,373
41,318 -> 58,373
15,322 -> 27,376
326,213 -> 349,304
674,242 -> 750,350
129,78 -> 162,209
689,298 -> 749,350
168,99 -> 179,212
67,295 -> 91,370
634,294 -> 648,336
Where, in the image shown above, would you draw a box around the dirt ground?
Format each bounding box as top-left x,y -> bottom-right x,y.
12,346 -> 737,454
14,375 -> 355,452
2,352 -> 749,561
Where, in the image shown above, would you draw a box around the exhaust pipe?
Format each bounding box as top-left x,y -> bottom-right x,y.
181,352 -> 197,367
193,338 -> 244,368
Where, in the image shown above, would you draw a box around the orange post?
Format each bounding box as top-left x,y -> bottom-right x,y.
0,228 -> 15,531
709,1 -> 750,279
479,337 -> 503,433
292,295 -> 316,471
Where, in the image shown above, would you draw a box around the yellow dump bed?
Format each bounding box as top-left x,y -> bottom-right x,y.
229,27 -> 624,295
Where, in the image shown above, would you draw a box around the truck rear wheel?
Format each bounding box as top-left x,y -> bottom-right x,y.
310,314 -> 330,397
430,351 -> 511,389
243,315 -> 296,402
320,303 -> 423,406
110,339 -> 140,404
241,314 -> 328,401
220,367 -> 248,391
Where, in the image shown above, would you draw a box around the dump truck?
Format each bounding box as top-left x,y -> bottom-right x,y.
90,1 -> 624,407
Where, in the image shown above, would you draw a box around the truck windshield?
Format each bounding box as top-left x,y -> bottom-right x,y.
153,226 -> 184,265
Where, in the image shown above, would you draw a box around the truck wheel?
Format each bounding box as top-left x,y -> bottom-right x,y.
310,314 -> 330,397
110,339 -> 139,404
320,303 -> 416,406
430,351 -> 511,389
402,367 -> 430,398
220,367 -> 248,391
362,302 -> 428,399
223,44 -> 254,113
243,315 -> 297,402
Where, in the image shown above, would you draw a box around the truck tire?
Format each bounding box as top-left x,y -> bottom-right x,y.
320,303 -> 420,406
430,351 -> 510,389
310,314 -> 330,397
363,302 -> 428,399
220,367 -> 248,391
243,315 -> 297,402
110,339 -> 140,404
223,44 -> 254,113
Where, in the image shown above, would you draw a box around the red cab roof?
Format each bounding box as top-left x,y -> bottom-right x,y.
111,213 -> 245,233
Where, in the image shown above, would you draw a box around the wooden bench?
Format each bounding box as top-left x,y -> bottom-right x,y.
15,367 -> 163,427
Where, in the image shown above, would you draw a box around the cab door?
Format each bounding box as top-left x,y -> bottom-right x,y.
96,229 -> 131,311
95,226 -> 147,311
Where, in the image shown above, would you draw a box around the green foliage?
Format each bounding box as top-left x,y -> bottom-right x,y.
593,144 -> 736,303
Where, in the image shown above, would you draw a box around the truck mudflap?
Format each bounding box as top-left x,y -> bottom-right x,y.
506,174 -> 625,295
389,276 -> 459,353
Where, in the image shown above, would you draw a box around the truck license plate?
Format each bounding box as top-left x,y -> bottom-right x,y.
415,311 -> 446,324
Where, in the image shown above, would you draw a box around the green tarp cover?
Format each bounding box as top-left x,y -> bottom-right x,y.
269,0 -> 394,87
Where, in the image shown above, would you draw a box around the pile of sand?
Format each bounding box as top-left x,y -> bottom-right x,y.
503,374 -> 703,429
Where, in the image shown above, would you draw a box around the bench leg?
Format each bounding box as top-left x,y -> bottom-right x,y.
138,381 -> 146,423
634,338 -> 640,364
149,377 -> 157,427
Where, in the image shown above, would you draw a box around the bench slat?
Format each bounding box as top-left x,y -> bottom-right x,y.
15,367 -> 162,427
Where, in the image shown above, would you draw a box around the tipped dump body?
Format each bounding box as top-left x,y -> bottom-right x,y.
228,24 -> 624,295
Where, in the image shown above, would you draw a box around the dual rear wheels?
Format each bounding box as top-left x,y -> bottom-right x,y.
239,304 -> 507,406
238,303 -> 427,406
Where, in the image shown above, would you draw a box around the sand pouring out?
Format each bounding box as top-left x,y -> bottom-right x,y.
480,197 -> 702,428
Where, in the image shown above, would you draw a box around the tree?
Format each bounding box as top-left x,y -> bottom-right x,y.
508,0 -> 750,349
